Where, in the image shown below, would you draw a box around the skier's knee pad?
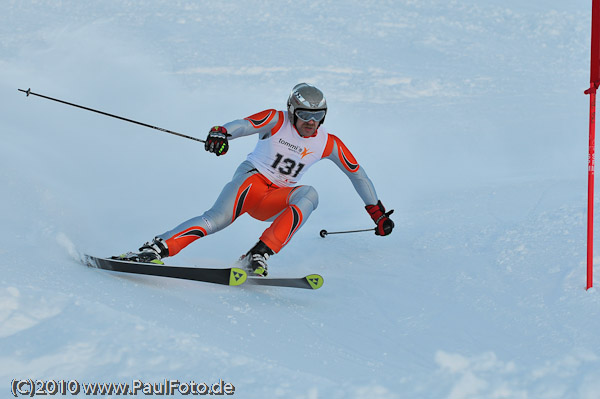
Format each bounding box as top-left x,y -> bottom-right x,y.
200,210 -> 230,233
290,185 -> 319,211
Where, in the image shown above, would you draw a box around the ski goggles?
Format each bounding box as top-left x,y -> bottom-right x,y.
295,109 -> 326,123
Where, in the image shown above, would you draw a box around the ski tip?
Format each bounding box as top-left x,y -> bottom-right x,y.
230,267 -> 247,286
82,254 -> 98,268
305,274 -> 324,290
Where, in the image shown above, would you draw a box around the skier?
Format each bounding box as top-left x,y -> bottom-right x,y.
117,83 -> 394,276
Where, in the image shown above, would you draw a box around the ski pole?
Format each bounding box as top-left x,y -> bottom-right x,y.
320,208 -> 393,237
17,88 -> 205,143
319,228 -> 375,238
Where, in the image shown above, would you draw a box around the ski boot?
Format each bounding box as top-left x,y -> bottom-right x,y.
240,240 -> 274,277
112,237 -> 169,265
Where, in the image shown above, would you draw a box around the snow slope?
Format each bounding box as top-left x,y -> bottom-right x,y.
1,1 -> 599,398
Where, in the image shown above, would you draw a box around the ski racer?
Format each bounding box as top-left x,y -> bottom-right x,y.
117,83 -> 394,276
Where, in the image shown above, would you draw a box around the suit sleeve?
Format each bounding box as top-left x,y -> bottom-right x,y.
321,134 -> 378,205
222,109 -> 284,140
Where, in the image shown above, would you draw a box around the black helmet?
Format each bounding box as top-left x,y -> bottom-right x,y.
287,83 -> 327,126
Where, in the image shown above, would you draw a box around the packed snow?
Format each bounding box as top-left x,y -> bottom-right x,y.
1,1 -> 599,398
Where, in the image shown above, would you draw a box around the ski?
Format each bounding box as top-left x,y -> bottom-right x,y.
246,274 -> 324,290
83,255 -> 247,286
83,255 -> 323,290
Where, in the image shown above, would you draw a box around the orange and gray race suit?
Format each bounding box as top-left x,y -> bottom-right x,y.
156,109 -> 379,256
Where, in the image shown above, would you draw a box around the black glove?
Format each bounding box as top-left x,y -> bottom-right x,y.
205,126 -> 230,156
365,200 -> 394,236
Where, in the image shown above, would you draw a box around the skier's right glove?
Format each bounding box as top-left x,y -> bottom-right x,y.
365,200 -> 394,236
205,126 -> 230,156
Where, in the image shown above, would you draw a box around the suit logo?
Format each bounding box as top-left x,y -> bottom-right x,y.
300,148 -> 314,159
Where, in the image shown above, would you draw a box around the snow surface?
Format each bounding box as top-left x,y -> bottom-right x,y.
1,0 -> 600,398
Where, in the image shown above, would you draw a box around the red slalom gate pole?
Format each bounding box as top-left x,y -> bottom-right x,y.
586,84 -> 596,290
586,0 -> 600,290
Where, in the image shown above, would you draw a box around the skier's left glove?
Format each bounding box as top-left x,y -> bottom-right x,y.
365,200 -> 394,236
205,126 -> 231,156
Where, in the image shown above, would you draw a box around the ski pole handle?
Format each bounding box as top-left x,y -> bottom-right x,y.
319,228 -> 376,238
